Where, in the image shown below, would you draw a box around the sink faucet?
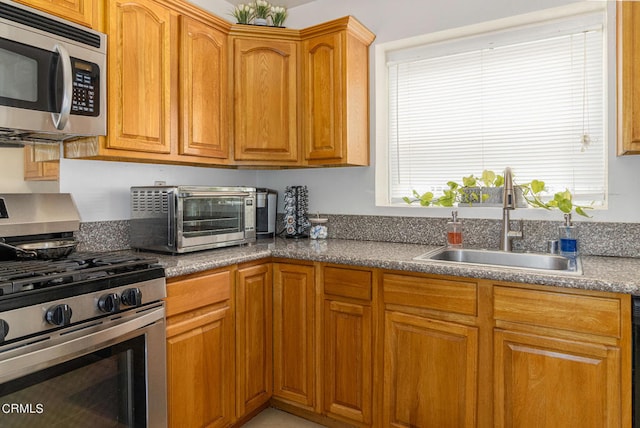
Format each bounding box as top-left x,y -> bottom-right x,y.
500,167 -> 523,251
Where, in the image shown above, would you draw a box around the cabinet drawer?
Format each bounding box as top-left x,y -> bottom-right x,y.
383,273 -> 477,316
166,269 -> 231,317
323,266 -> 372,301
493,286 -> 621,338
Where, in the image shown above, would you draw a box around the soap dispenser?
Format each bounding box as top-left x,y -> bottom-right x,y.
447,210 -> 463,247
558,213 -> 578,257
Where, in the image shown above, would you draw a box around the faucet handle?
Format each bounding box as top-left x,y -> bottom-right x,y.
507,220 -> 524,240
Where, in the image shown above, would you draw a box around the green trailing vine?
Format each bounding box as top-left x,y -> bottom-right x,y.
403,170 -> 593,217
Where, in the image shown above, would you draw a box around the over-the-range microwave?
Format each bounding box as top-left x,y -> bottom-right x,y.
0,0 -> 107,143
130,186 -> 257,254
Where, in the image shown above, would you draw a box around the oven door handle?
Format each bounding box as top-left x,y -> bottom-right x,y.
0,306 -> 164,384
180,191 -> 250,198
168,190 -> 176,249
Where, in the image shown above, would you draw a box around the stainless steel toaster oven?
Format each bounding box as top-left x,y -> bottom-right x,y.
130,186 -> 256,253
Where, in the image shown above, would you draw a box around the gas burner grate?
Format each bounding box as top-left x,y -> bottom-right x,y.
0,252 -> 161,296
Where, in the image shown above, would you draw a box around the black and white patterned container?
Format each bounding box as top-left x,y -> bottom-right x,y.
283,186 -> 310,238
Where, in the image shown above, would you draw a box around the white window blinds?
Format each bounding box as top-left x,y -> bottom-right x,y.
387,10 -> 606,206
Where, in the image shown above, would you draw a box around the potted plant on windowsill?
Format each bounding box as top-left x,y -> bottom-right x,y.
403,169 -> 592,217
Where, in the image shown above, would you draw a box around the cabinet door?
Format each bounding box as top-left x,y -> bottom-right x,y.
323,299 -> 372,425
494,329 -> 621,428
302,19 -> 372,166
302,32 -> 344,163
618,2 -> 640,155
107,0 -> 172,154
273,263 -> 315,408
24,146 -> 59,181
179,16 -> 228,159
236,264 -> 273,417
383,311 -> 478,428
233,38 -> 299,163
166,305 -> 234,428
14,0 -> 96,28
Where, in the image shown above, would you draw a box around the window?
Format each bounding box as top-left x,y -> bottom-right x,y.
378,4 -> 607,208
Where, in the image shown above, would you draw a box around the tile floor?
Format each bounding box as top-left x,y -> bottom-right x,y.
242,408 -> 325,427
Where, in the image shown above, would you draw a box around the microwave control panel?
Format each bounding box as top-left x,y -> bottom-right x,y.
71,58 -> 99,117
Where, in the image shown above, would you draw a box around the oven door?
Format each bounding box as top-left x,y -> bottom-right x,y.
178,191 -> 253,249
0,303 -> 166,428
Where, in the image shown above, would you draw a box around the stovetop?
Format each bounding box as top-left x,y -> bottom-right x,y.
0,252 -> 165,310
0,251 -> 166,344
0,252 -> 161,294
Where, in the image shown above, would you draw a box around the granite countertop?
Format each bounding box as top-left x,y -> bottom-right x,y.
147,238 -> 640,295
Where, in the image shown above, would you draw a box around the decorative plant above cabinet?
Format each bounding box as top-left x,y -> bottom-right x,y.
231,1 -> 286,26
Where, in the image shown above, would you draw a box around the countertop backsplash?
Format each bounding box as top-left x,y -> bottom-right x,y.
76,215 -> 640,258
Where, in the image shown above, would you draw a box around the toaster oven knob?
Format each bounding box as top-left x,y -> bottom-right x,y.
0,319 -> 9,342
121,288 -> 142,307
98,293 -> 121,313
46,304 -> 73,326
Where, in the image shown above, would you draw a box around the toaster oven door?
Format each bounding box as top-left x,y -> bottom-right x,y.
179,194 -> 249,248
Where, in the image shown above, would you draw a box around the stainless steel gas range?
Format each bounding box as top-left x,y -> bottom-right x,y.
0,194 -> 167,427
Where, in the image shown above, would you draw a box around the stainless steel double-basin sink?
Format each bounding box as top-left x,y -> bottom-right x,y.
414,247 -> 582,275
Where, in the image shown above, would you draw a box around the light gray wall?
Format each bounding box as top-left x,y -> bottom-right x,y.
256,0 -> 638,224
27,0 -> 640,224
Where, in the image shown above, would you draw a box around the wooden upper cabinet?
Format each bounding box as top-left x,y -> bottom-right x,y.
617,2 -> 640,155
14,0 -> 97,28
302,17 -> 375,166
24,145 -> 59,181
179,15 -> 229,159
64,0 -> 233,166
232,35 -> 299,164
107,0 -> 172,154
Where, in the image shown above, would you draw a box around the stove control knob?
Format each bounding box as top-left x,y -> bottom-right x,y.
98,293 -> 121,313
0,319 -> 9,342
121,288 -> 142,307
46,304 -> 73,326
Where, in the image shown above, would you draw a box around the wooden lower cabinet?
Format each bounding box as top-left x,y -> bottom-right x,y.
236,263 -> 273,417
383,311 -> 478,428
322,265 -> 374,426
323,300 -> 372,425
493,284 -> 631,428
494,329 -> 621,428
272,262 -> 316,409
162,261 -> 632,428
165,269 -> 235,428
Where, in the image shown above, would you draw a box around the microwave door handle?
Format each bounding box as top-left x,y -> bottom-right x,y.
51,44 -> 73,130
